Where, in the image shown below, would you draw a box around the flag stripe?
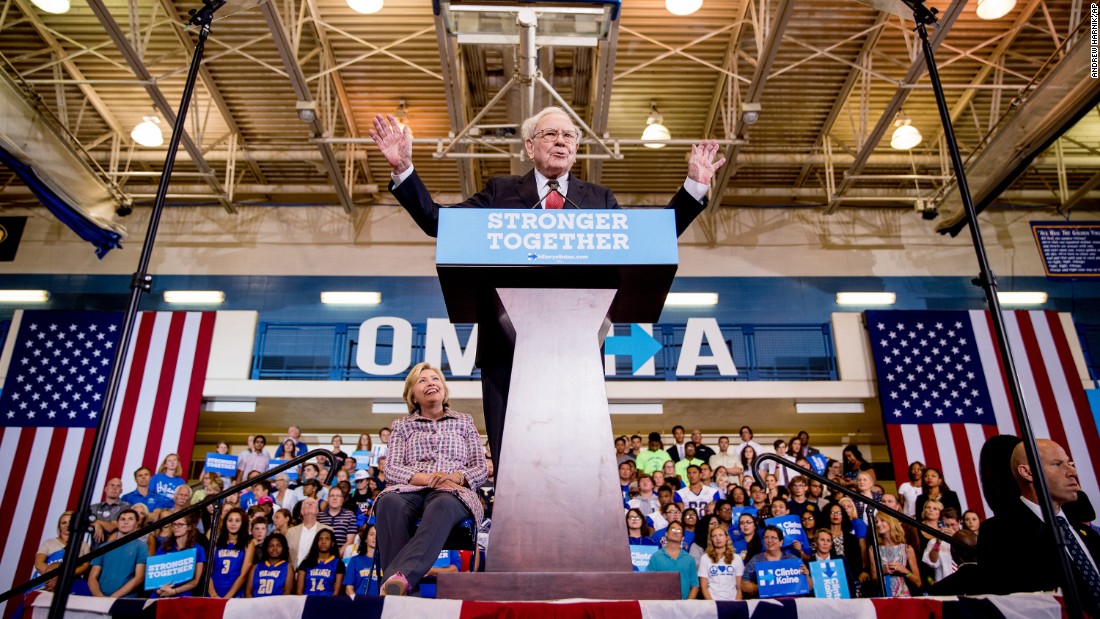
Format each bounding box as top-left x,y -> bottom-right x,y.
0,426 -> 43,592
156,313 -> 199,472
886,424 -> 910,491
917,425 -> 941,475
176,313 -> 215,474
13,428 -> 70,599
1015,312 -> 1070,452
1044,309 -> 1100,490
975,310 -> 1018,435
105,314 -> 156,487
949,423 -> 983,519
140,314 -> 175,472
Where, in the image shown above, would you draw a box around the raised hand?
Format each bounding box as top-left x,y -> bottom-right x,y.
369,113 -> 413,174
687,139 -> 727,186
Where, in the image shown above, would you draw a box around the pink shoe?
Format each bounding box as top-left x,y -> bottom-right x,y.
381,572 -> 408,596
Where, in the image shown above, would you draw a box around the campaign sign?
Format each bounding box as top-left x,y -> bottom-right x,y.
731,505 -> 758,523
370,444 -> 387,467
808,453 -> 828,476
267,459 -> 298,482
352,450 -> 372,470
629,544 -> 659,572
437,209 -> 678,266
810,559 -> 850,599
757,559 -> 810,598
145,548 -> 197,590
204,453 -> 238,478
765,515 -> 808,550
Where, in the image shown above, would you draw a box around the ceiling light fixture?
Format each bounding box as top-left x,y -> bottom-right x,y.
836,292 -> 897,306
0,290 -> 50,303
890,112 -> 922,150
164,290 -> 225,304
997,291 -> 1048,305
130,116 -> 164,147
665,0 -> 703,16
347,0 -> 383,14
796,402 -> 865,414
665,292 -> 719,306
641,102 -> 671,149
321,291 -> 382,305
976,0 -> 1016,19
30,0 -> 69,14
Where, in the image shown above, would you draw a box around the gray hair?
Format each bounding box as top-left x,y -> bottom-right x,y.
520,106 -> 575,140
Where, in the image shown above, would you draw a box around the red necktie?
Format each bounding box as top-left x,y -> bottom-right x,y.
545,189 -> 564,210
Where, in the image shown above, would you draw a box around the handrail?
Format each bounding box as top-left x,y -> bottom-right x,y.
752,453 -> 973,596
0,449 -> 337,604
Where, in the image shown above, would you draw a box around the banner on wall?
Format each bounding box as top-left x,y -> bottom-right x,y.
1030,221 -> 1100,278
0,216 -> 27,261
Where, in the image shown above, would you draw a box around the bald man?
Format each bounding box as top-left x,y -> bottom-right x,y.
978,439 -> 1100,613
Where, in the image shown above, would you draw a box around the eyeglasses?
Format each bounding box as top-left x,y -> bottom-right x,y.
532,129 -> 580,144
763,535 -> 780,541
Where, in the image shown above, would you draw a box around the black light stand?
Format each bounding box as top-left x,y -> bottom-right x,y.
47,1 -> 225,616
904,2 -> 1083,615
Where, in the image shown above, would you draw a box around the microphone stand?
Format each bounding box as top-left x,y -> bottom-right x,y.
47,1 -> 225,616
901,1 -> 1083,615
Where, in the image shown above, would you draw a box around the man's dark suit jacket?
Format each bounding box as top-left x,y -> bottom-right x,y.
978,498 -> 1100,613
389,168 -> 708,470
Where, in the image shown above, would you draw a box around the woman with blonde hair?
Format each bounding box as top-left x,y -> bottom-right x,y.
373,362 -> 488,596
150,453 -> 186,503
698,526 -> 743,600
870,513 -> 920,597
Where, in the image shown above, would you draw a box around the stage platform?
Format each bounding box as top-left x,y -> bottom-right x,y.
20,591 -> 1067,618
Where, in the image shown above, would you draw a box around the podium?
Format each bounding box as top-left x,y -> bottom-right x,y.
434,209 -> 681,600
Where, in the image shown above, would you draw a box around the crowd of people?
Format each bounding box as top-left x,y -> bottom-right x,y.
35,374 -> 1098,607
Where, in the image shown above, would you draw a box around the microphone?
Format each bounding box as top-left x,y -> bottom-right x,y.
546,179 -> 581,209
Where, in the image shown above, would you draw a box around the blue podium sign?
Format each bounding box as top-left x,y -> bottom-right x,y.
436,208 -> 680,324
436,209 -> 678,266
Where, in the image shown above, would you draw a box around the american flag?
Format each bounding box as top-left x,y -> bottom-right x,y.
0,310 -> 215,609
866,309 -> 1100,520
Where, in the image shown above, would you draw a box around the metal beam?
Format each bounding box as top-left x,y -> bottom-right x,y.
827,0 -> 967,213
706,0 -> 800,225
434,9 -> 477,195
585,13 -> 619,184
84,0 -> 234,212
794,12 -> 888,188
154,0 -> 267,189
260,0 -> 354,213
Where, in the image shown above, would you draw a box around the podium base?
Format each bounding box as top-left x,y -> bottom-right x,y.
435,571 -> 680,601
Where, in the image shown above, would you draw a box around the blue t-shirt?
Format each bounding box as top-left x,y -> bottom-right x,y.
210,543 -> 248,597
300,555 -> 344,596
251,560 -> 291,597
121,489 -> 172,512
344,554 -> 378,595
149,474 -> 185,502
89,538 -> 148,597
419,550 -> 461,598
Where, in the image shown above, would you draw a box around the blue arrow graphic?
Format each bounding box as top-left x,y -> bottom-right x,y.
604,324 -> 662,374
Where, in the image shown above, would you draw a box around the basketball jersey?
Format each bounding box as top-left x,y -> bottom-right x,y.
302,555 -> 343,596
251,560 -> 290,597
211,545 -> 247,597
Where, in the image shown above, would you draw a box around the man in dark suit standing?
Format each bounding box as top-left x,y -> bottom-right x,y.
370,107 -> 726,472
978,439 -> 1100,613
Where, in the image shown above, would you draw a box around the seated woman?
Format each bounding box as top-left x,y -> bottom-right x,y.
626,508 -> 657,546
150,513 -> 205,598
373,362 -> 488,596
247,533 -> 294,597
296,529 -> 344,596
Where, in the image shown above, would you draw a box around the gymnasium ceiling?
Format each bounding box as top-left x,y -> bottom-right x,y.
0,0 -> 1098,240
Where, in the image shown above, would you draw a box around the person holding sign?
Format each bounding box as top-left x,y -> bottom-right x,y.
150,514 -> 205,598
869,513 -> 920,597
208,507 -> 255,599
698,526 -> 744,600
247,533 -> 294,597
741,525 -> 811,599
646,521 -> 699,600
373,363 -> 488,596
296,529 -> 344,596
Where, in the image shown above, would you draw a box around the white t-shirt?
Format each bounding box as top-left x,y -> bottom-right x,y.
898,482 -> 922,518
675,485 -> 719,512
697,552 -> 744,601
